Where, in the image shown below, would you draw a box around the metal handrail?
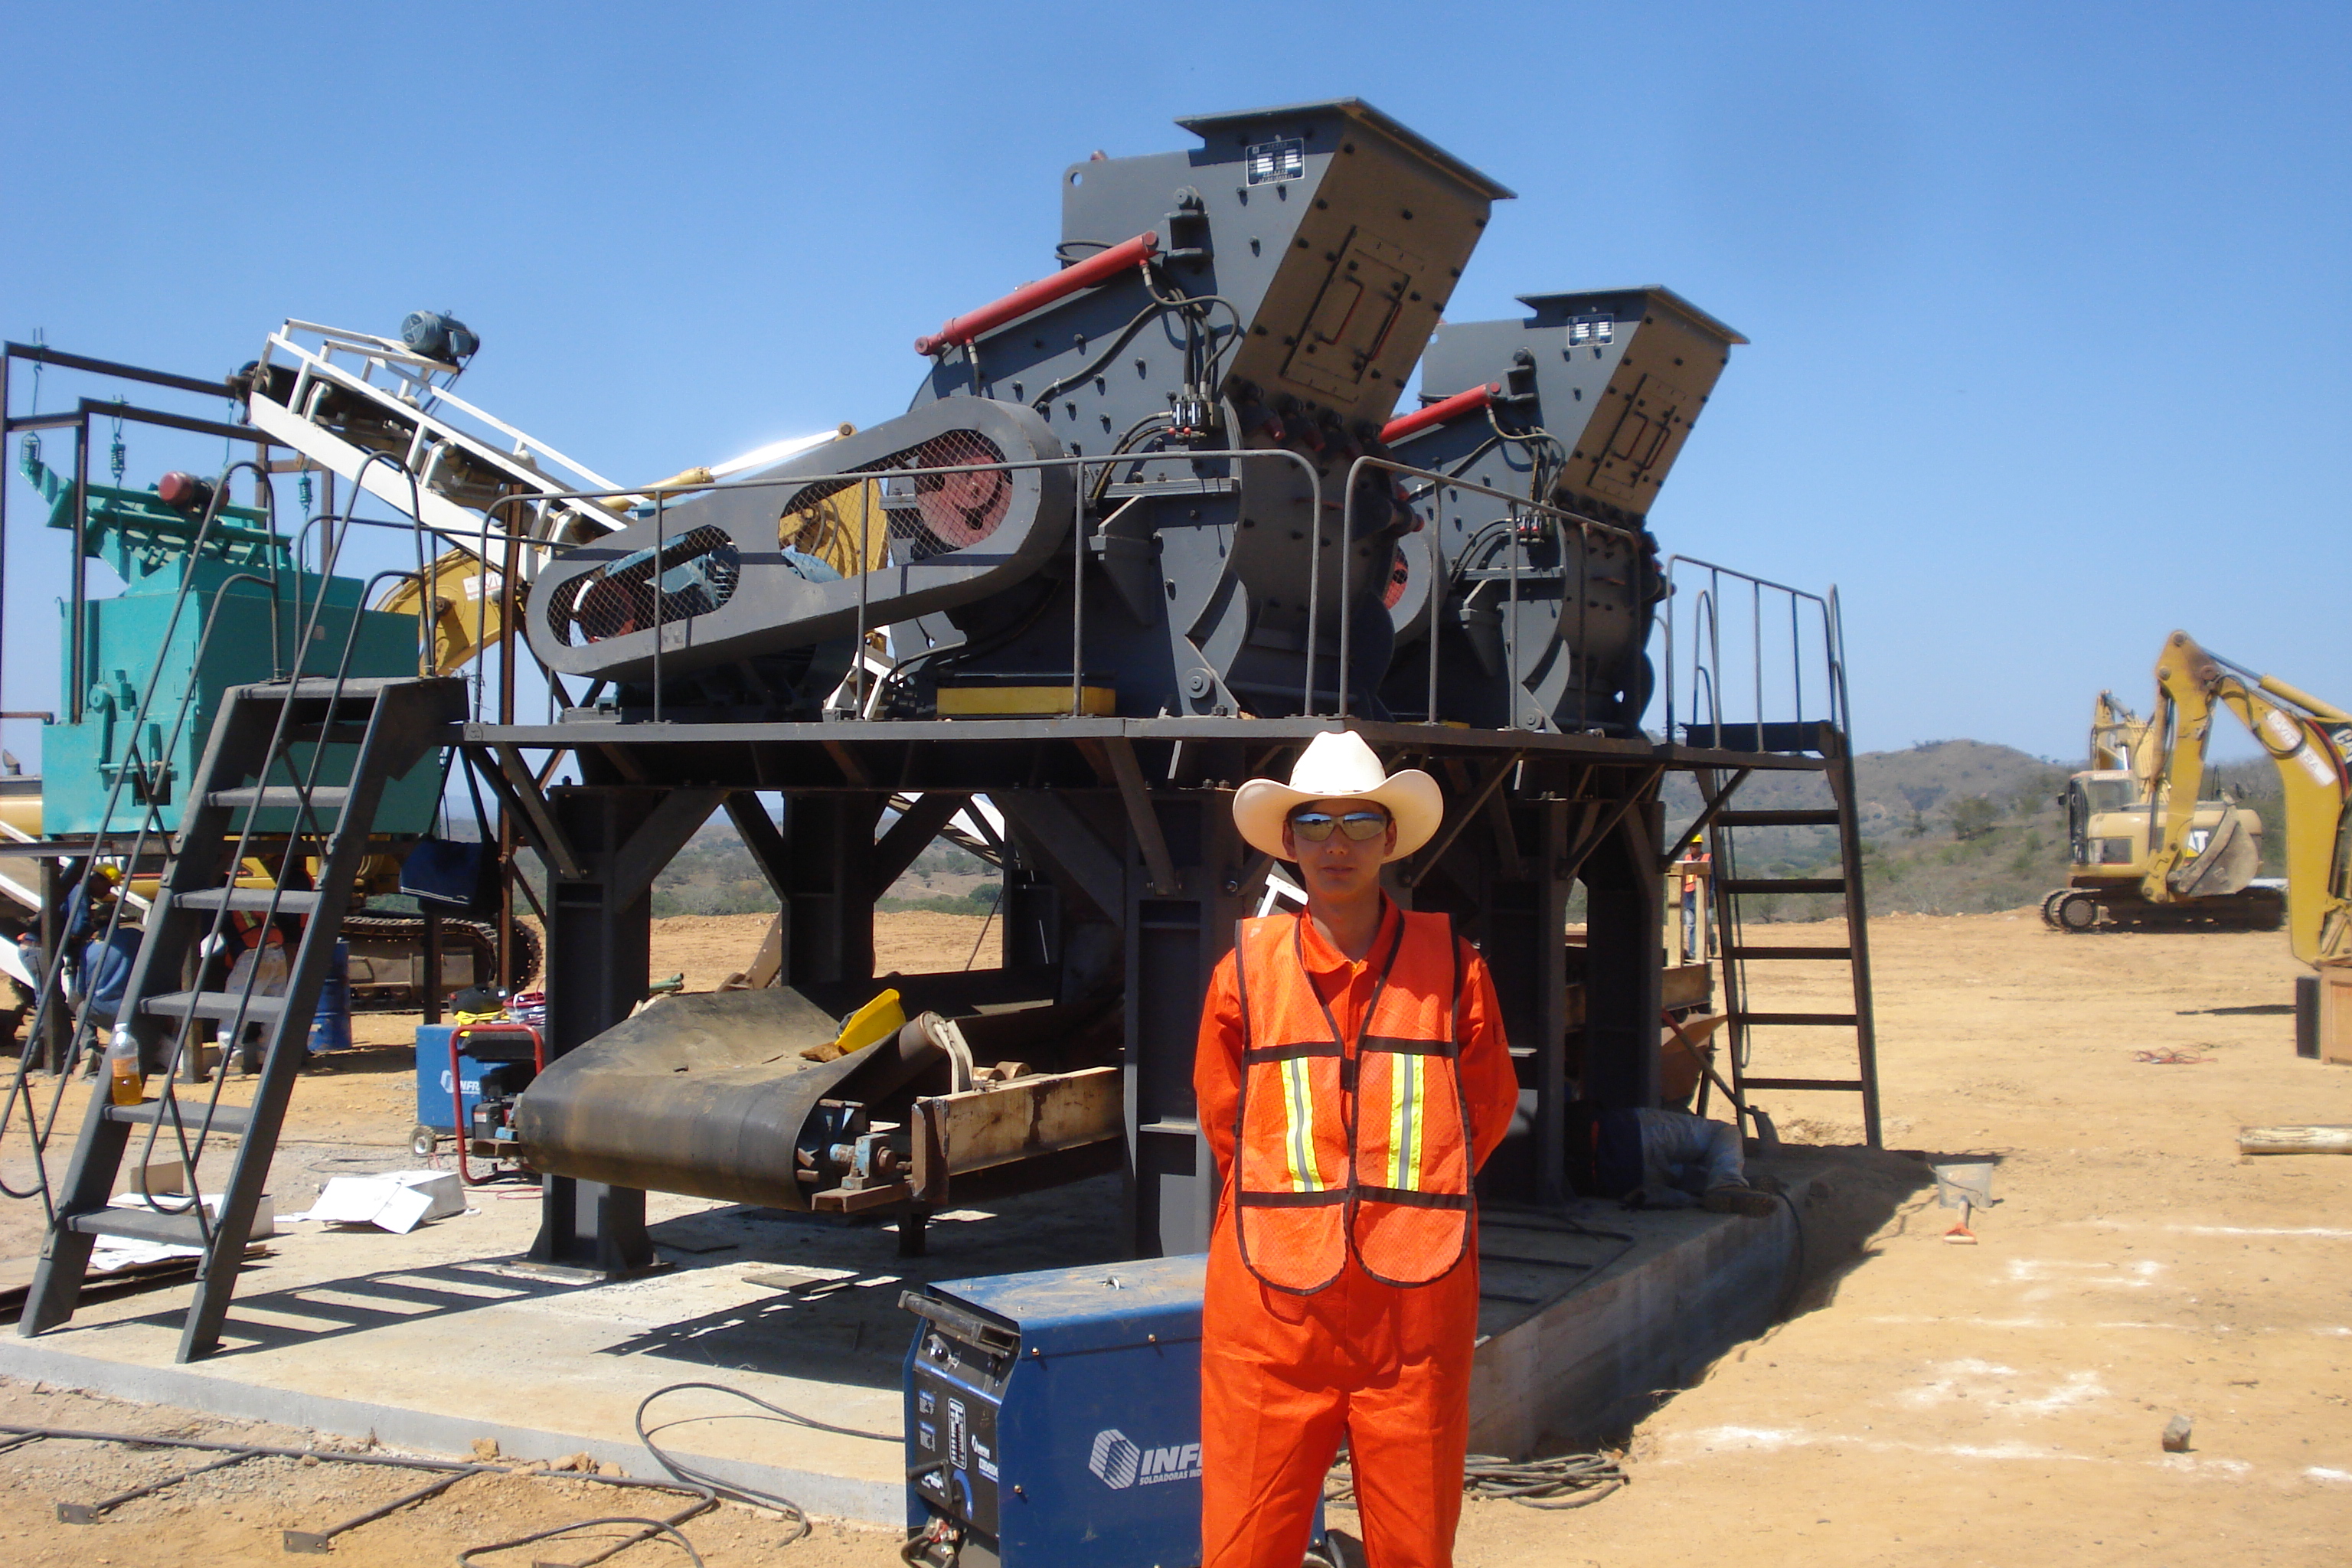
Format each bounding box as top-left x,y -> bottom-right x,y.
1340,455 -> 1646,724
0,460 -> 286,1210
1660,554 -> 1847,751
459,446 -> 1325,723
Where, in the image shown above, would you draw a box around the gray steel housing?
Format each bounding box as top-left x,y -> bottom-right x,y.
1383,288 -> 1745,732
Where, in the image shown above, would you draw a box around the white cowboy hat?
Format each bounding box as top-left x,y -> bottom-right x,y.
1231,732 -> 1442,864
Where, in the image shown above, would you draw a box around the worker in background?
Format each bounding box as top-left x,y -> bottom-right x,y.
219,915 -> 290,1072
1194,733 -> 1520,1568
1568,1103 -> 1779,1217
67,866 -> 140,1053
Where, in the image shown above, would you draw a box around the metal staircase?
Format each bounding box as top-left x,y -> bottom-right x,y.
1703,720 -> 1882,1148
20,675 -> 462,1361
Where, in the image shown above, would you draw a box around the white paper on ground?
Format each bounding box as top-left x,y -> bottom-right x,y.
296,1171 -> 465,1232
88,1237 -> 204,1272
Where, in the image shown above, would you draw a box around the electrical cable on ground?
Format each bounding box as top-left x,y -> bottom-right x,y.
1323,1449 -> 1626,1510
1462,1452 -> 1628,1508
2,1376 -> 900,1563
457,1512 -> 709,1567
629,1380 -> 900,1550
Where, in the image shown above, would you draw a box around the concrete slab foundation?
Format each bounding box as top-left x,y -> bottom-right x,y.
0,1159 -> 1828,1524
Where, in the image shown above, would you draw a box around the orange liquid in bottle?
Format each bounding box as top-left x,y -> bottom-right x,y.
107,1054 -> 145,1107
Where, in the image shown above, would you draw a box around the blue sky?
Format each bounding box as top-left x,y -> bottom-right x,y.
3,1 -> 2344,763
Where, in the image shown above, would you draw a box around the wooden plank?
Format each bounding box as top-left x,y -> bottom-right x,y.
911,1067 -> 1124,1200
2239,1125 -> 2352,1155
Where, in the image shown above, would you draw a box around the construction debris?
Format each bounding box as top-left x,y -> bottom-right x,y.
2236,1124 -> 2352,1155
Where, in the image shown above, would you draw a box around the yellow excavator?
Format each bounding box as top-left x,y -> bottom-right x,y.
2042,682 -> 2282,933
2142,632 -> 2351,970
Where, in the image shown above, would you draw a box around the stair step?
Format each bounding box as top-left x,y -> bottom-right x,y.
1720,877 -> 1845,895
1725,945 -> 1854,961
142,991 -> 288,1024
105,1099 -> 256,1137
1713,809 -> 1842,828
66,1207 -> 213,1248
276,678 -> 395,702
1689,721 -> 1827,754
174,888 -> 324,916
1740,1076 -> 1869,1093
204,786 -> 350,813
1734,1011 -> 1860,1027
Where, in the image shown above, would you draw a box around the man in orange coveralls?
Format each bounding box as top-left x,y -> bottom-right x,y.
1196,732 -> 1520,1568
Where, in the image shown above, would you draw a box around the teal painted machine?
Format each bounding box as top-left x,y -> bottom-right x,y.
22,452 -> 441,837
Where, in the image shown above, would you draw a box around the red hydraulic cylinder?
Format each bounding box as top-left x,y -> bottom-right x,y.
915,231 -> 1161,355
1379,383 -> 1497,446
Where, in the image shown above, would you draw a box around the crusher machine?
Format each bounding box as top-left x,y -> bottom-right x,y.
475,100 -> 1872,1273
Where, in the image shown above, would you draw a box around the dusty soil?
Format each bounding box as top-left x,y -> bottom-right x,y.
4,908 -> 2349,1564
648,910 -> 998,995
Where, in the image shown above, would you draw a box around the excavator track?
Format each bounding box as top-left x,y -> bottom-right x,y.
341,913 -> 541,1009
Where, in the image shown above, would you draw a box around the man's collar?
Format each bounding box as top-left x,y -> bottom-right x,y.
1296,895 -> 1400,975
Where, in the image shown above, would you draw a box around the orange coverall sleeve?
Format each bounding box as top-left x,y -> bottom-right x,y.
1196,952 -> 1246,1180
1193,939 -> 1519,1181
1455,942 -> 1520,1172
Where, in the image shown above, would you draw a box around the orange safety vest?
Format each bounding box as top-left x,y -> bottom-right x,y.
1229,907 -> 1475,1294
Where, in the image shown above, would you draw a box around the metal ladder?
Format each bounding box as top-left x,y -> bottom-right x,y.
1705,720 -> 1882,1148
19,675 -> 462,1361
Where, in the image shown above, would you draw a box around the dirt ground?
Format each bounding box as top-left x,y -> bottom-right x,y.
3,907 -> 2349,1564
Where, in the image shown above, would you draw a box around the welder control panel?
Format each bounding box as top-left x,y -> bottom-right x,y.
906,1300 -> 1014,1538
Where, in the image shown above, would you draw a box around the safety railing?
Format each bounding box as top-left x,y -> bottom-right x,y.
469,443 -> 1684,733
0,445 -> 436,1230
466,447 -> 1325,724
1341,454 -> 1649,727
1658,555 -> 1851,753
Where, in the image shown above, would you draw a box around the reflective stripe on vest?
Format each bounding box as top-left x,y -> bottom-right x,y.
1230,906 -> 1475,1294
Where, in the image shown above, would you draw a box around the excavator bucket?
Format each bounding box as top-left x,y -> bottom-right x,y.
2172,801 -> 2261,898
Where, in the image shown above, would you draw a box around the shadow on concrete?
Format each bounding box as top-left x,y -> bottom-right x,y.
117,1257 -> 580,1357
599,1273 -> 918,1390
611,1196 -> 1129,1388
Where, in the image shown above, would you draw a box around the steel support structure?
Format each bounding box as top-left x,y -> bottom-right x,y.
472,717 -> 1831,1265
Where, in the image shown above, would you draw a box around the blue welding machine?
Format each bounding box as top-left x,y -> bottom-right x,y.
900,1255 -> 1326,1568
410,1023 -> 539,1158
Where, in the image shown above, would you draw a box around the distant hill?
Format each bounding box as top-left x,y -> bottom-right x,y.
1664,739 -> 2073,918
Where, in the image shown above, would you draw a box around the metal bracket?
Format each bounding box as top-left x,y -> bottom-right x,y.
479,744 -> 586,880
1404,750 -> 1524,888
871,793 -> 972,899
609,789 -> 730,908
1104,738 -> 1181,897
1557,764 -> 1665,886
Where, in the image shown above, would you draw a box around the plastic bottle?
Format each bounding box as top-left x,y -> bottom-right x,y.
106,1047 -> 144,1107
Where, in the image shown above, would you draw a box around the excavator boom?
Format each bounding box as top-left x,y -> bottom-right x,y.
2150,631 -> 2352,968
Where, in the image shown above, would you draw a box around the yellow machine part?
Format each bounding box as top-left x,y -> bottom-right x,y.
780,479 -> 893,580
937,684 -> 1116,718
0,794 -> 41,844
2149,631 -> 2352,967
801,987 -> 905,1063
374,547 -> 507,675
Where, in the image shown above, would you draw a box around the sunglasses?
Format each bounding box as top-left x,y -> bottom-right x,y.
1289,809 -> 1391,843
